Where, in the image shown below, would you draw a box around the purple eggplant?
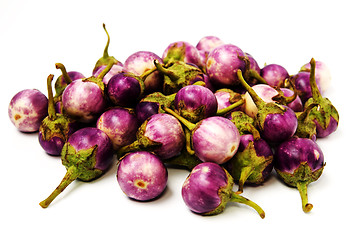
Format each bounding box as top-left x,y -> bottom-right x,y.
226,123 -> 274,192
260,63 -> 289,87
292,71 -> 323,104
39,127 -> 113,208
117,151 -> 168,201
174,85 -> 218,123
162,41 -> 203,70
295,58 -> 339,139
123,51 -> 164,93
117,113 -> 185,160
96,108 -> 138,150
300,60 -> 331,93
8,89 -> 48,132
206,44 -> 246,87
274,137 -> 325,213
62,61 -> 115,123
163,107 -> 240,165
181,162 -> 265,218
92,23 -> 123,76
196,36 -> 224,53
238,70 -> 298,144
106,72 -> 145,107
38,74 -> 80,156
93,64 -> 124,86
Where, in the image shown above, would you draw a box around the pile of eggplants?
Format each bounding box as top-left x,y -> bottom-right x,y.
8,24 -> 339,217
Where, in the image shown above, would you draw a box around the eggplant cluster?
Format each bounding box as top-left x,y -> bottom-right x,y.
8,24 -> 338,216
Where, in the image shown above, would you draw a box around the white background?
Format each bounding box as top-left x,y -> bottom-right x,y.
1,0 -> 363,239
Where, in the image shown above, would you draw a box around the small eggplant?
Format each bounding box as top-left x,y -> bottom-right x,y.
162,41 -> 203,70
39,127 -> 113,208
117,113 -> 185,160
117,151 -> 168,201
274,137 -> 325,213
182,162 -> 265,218
300,60 -> 331,93
8,89 -> 48,132
260,63 -> 289,87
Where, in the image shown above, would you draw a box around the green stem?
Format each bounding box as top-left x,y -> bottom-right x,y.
309,58 -> 322,103
97,59 -> 116,80
296,181 -> 313,213
140,67 -> 157,81
230,192 -> 265,219
163,106 -> 196,131
39,165 -> 80,208
153,59 -> 179,82
216,99 -> 245,116
55,63 -> 72,84
184,127 -> 195,155
247,69 -> 268,84
102,23 -> 110,59
237,70 -> 265,109
46,74 -> 56,121
237,166 -> 253,193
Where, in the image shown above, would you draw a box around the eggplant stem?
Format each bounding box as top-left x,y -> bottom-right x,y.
216,99 -> 244,116
230,192 -> 265,219
184,128 -> 195,155
153,60 -> 179,82
237,166 -> 254,193
296,181 -> 313,213
102,23 -> 110,59
39,165 -> 79,208
162,106 -> 196,131
46,74 -> 56,121
309,58 -> 322,102
55,63 -> 73,84
237,70 -> 265,109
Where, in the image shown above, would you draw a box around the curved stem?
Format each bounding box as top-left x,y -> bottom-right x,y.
102,23 -> 110,59
140,67 -> 157,81
117,140 -> 142,159
163,106 -> 196,131
46,74 -> 56,121
97,59 -> 116,80
153,60 -> 179,82
55,63 -> 72,84
184,127 -> 195,155
230,192 -> 265,219
296,181 -> 313,213
309,58 -> 322,102
247,70 -> 267,84
237,70 -> 265,109
216,99 -> 244,116
39,165 -> 79,208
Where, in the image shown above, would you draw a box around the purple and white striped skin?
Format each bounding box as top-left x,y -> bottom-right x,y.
174,85 -> 218,123
260,64 -> 289,87
123,51 -> 164,93
244,84 -> 303,117
117,151 -> 168,201
39,127 -> 113,208
206,44 -> 246,87
181,162 -> 265,217
192,116 -> 240,164
196,36 -> 224,52
96,108 -> 138,150
143,113 -> 185,159
300,60 -> 331,93
93,64 -> 124,86
261,105 -> 298,144
292,72 -> 322,104
8,89 -> 48,132
106,72 -> 143,107
182,162 -> 228,214
162,41 -> 203,69
314,116 -> 338,138
62,79 -> 107,123
274,137 -> 325,213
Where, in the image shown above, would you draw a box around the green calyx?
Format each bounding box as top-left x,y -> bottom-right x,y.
39,144 -> 102,208
230,141 -> 273,192
163,42 -> 187,64
276,162 -> 325,213
163,147 -> 202,171
140,92 -> 176,113
116,120 -> 163,159
54,63 -> 73,99
93,23 -> 119,73
154,59 -> 204,95
204,168 -> 265,218
176,100 -> 207,124
229,111 -> 255,135
84,59 -> 117,96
